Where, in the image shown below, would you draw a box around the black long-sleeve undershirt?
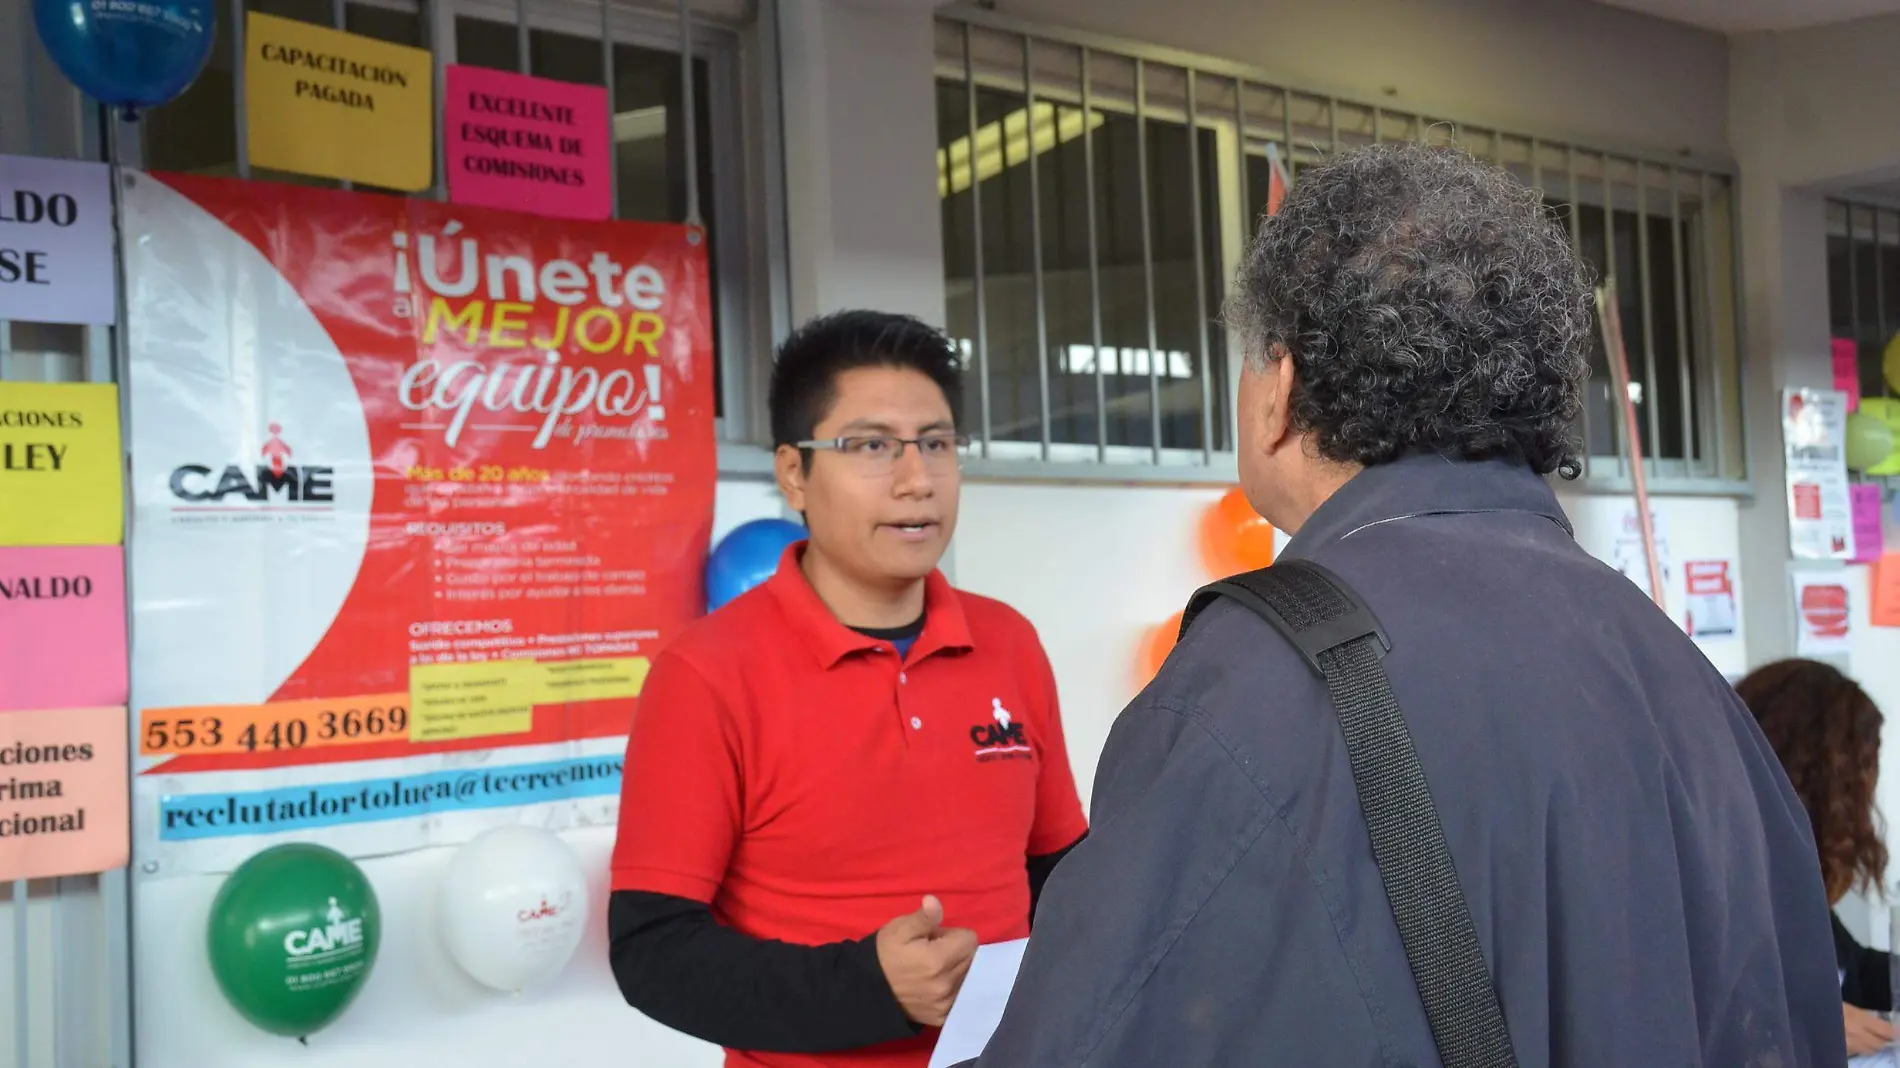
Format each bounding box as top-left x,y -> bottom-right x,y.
609,837 -> 1083,1054
1834,909 -> 1893,1012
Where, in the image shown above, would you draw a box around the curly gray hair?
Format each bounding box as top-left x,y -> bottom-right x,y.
1224,141 -> 1594,479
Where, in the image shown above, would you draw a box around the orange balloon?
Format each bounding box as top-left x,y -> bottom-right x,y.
1138,611 -> 1185,684
1200,488 -> 1275,578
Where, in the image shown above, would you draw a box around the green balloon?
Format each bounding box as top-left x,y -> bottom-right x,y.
1846,410 -> 1896,471
207,843 -> 381,1038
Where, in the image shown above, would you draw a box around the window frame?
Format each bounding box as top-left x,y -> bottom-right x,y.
936,6 -> 1751,497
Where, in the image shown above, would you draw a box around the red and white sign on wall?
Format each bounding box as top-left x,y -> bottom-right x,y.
121,170 -> 715,874
1792,572 -> 1851,658
1682,559 -> 1737,640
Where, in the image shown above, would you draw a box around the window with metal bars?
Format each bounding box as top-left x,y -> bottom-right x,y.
1827,198 -> 1900,404
935,11 -> 1747,489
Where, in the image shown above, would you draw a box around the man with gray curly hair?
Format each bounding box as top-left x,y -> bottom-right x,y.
951,143 -> 1844,1067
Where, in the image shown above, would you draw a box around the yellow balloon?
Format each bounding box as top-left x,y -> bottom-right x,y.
1884,334 -> 1900,395
1860,396 -> 1900,476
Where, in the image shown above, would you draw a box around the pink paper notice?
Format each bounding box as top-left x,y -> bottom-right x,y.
0,545 -> 127,711
445,65 -> 613,221
1833,337 -> 1861,411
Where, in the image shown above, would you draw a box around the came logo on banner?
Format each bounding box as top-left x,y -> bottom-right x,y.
165,423 -> 338,519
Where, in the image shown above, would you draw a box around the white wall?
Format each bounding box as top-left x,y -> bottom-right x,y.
954,483 -> 1748,805
1726,12 -> 1900,943
1729,15 -> 1900,190
989,0 -> 1729,160
778,0 -> 946,326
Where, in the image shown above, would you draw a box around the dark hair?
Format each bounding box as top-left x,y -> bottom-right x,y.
1223,141 -> 1593,479
768,310 -> 964,448
1736,658 -> 1887,904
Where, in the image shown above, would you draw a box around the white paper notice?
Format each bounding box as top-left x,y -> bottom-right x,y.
1792,571 -> 1852,657
1783,387 -> 1856,560
928,938 -> 1028,1068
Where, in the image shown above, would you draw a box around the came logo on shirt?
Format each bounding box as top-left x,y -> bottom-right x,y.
969,697 -> 1032,762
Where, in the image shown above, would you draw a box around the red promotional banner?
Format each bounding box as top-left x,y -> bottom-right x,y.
126,173 -> 715,785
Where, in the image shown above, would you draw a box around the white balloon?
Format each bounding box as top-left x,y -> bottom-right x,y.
437,826 -> 590,993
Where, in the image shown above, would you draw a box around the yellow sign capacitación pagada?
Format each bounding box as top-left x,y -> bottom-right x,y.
244,11 -> 435,191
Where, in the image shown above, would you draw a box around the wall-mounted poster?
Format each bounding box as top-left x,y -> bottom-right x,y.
1792,571 -> 1852,658
0,154 -> 117,326
120,170 -> 716,876
444,64 -> 612,220
1782,388 -> 1855,560
244,12 -> 435,190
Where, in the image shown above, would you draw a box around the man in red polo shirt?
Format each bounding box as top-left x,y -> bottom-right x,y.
608,310 -> 1089,1068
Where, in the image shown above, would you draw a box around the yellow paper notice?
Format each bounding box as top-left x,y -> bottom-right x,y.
531,657 -> 651,704
409,660 -> 536,743
245,12 -> 434,191
0,382 -> 122,547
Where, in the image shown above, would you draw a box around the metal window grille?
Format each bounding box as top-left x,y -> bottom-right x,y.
131,0 -> 767,442
935,8 -> 1748,491
1826,198 -> 1900,407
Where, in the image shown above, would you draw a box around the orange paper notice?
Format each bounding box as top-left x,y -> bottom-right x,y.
1874,555 -> 1900,628
0,706 -> 129,880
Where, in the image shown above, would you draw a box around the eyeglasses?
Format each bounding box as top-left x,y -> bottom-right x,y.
797,432 -> 970,475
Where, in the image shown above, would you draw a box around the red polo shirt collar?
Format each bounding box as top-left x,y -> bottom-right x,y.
764,543 -> 974,667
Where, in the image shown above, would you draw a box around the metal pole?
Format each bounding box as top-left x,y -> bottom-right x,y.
1701,172 -> 1727,478
233,0 -> 250,178
679,0 -> 701,228
1186,70 -> 1213,461
516,0 -> 530,72
104,117 -> 139,1068
1669,167 -> 1694,472
1135,59 -> 1161,461
1876,209 -> 1888,388
1636,163 -> 1661,467
963,25 -> 991,457
1599,280 -> 1666,610
1280,87 -> 1293,183
335,0 -> 353,191
1082,49 -> 1106,461
14,879 -> 29,1068
1602,152 -> 1622,478
1233,79 -> 1250,232
600,0 -> 617,218
428,0 -> 445,199
1023,37 -> 1050,461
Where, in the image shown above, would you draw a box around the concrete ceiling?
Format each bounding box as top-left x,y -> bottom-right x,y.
1595,0 -> 1900,32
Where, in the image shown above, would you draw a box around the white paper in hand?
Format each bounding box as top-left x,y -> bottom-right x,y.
927,938 -> 1028,1068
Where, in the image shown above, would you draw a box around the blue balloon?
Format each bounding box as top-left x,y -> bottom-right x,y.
34,0 -> 217,118
706,519 -> 805,612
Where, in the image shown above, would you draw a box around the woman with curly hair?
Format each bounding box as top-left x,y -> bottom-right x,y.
1739,658 -> 1895,1055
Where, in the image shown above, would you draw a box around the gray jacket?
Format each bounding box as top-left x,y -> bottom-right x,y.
960,454 -> 1846,1067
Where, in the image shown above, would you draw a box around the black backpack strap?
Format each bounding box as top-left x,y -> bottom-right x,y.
1180,559 -> 1520,1068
